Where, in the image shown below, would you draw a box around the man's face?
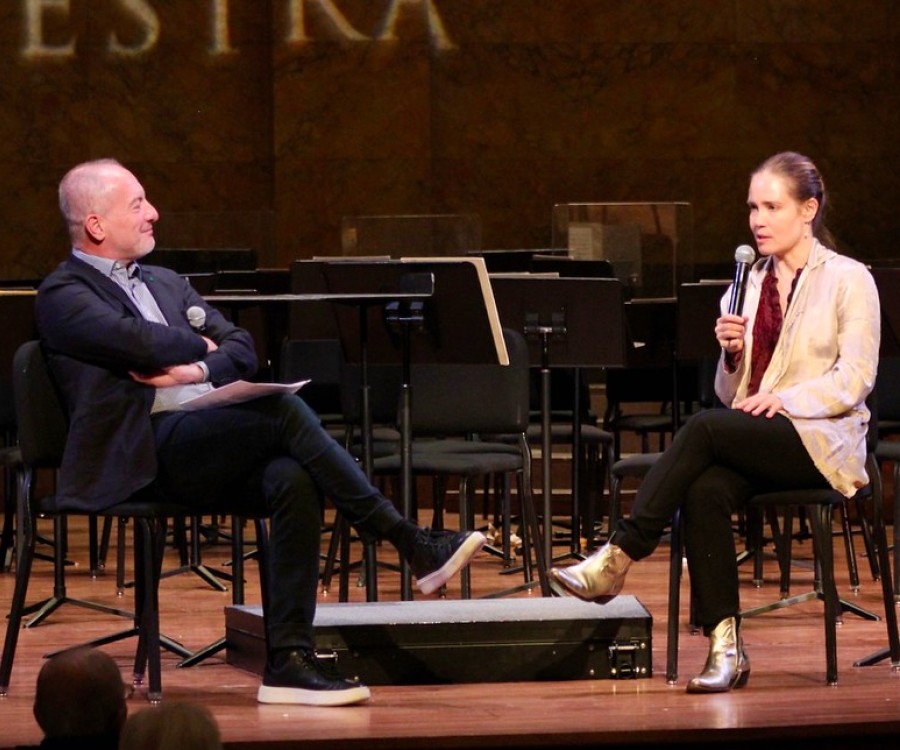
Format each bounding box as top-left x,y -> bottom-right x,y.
91,166 -> 159,261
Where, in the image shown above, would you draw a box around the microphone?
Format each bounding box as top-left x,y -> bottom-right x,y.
186,305 -> 207,332
727,244 -> 756,316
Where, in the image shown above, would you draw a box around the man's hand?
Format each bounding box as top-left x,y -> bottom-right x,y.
202,335 -> 218,353
130,363 -> 205,388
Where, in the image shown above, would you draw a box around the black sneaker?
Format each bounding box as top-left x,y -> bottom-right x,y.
257,649 -> 370,706
409,529 -> 487,595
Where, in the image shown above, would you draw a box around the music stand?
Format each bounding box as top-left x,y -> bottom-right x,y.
489,276 -> 626,569
530,256 -> 616,279
465,249 -> 567,274
319,257 -> 506,600
674,282 -> 727,354
853,267 -> 900,668
674,282 -> 729,427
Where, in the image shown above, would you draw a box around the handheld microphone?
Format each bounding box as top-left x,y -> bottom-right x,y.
727,245 -> 756,316
186,305 -> 207,332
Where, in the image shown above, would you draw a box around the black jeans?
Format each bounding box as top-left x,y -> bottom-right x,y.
613,408 -> 829,631
150,394 -> 405,652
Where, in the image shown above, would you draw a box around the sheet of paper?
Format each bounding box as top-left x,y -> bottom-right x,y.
179,379 -> 310,412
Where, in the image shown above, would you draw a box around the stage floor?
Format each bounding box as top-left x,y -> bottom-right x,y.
2,512 -> 900,749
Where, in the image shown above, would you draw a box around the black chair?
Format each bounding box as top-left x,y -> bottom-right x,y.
873,355 -> 900,600
372,328 -> 549,599
875,437 -> 900,602
524,368 -> 613,557
321,360 -> 404,601
665,395 -> 899,686
0,444 -> 21,572
1,290 -> 38,571
524,415 -> 613,558
606,355 -> 723,543
483,366 -> 613,559
279,338 -> 348,438
0,341 -> 274,701
175,514 -> 274,669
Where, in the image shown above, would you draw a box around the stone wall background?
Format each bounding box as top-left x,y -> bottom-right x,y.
1,1 -> 897,280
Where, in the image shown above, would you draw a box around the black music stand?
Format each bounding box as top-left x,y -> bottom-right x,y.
465,249 -> 567,273
489,276 -> 626,569
319,258 -> 506,600
530,256 -> 616,279
853,267 -> 900,668
674,282 -> 729,426
176,285 -> 436,667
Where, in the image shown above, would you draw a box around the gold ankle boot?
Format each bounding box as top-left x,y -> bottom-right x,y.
686,617 -> 750,693
548,543 -> 632,602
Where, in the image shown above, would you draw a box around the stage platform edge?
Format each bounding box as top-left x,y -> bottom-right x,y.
225,595 -> 652,684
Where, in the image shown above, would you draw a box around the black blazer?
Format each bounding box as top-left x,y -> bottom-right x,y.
35,254 -> 257,512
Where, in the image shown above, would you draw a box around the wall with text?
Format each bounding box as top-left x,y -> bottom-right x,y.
1,1 -> 898,280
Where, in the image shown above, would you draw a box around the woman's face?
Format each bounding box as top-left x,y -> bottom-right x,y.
747,168 -> 817,259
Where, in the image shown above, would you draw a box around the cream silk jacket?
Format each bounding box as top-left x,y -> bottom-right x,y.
714,240 -> 880,497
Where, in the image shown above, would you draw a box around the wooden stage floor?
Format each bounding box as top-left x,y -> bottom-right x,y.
2,511 -> 900,749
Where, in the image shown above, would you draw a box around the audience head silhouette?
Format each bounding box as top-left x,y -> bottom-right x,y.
32,647 -> 127,749
118,701 -> 222,750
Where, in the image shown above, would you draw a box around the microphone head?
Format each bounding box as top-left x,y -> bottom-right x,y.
734,244 -> 756,264
186,305 -> 206,330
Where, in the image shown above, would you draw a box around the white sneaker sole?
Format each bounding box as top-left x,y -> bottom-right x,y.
415,532 -> 487,595
257,683 -> 371,706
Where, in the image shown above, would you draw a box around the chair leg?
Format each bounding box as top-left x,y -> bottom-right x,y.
741,505 -> 880,623
132,516 -> 164,702
95,516 -> 114,576
774,507 -> 795,597
809,504 -> 839,685
608,473 -> 622,540
116,517 -> 128,594
735,504 -> 766,586
320,512 -> 343,595
177,516 -> 269,667
431,476 -> 447,532
482,470 -> 548,600
43,516 -> 192,687
665,508 -> 683,685
587,442 -> 611,552
500,474 -> 512,566
339,518 -> 353,602
894,462 -> 900,603
0,470 -> 37,696
458,477 -> 473,599
851,493 -> 879,581
1,472 -> 17,572
852,456 -> 900,668
519,456 -> 549,597
254,518 -> 271,648
838,499 -> 862,591
179,516 -> 248,668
